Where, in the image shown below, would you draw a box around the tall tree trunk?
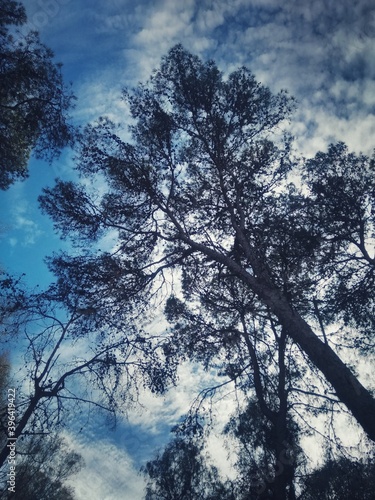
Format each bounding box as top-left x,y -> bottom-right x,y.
264,285 -> 375,443
272,328 -> 295,500
182,237 -> 375,441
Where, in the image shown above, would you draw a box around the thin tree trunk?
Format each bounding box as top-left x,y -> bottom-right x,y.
272,328 -> 295,500
0,396 -> 38,469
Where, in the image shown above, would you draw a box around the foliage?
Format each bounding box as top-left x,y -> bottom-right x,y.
39,44 -> 375,437
143,437 -> 235,500
299,455 -> 375,500
0,0 -> 75,189
37,44 -> 375,497
224,399 -> 303,499
304,142 -> 375,339
0,279 -> 177,469
0,433 -> 83,499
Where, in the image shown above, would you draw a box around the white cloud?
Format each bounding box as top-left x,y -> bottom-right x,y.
1,196 -> 44,248
15,213 -> 43,246
59,363 -> 239,498
34,0 -> 375,163
130,0 -> 195,80
126,361 -> 224,433
65,431 -> 146,500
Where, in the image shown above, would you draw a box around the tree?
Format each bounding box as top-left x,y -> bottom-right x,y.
0,433 -> 83,499
224,401 -> 297,499
38,45 -> 375,444
158,261 -> 358,499
299,455 -> 375,500
0,279 -> 176,469
0,0 -> 75,189
164,286 -> 306,500
303,142 -> 375,340
143,437 -> 235,500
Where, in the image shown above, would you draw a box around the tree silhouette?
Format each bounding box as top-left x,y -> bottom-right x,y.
0,278 -> 176,469
0,0 -> 75,189
164,281 -> 306,500
0,433 -> 83,499
143,437 -> 235,500
299,455 -> 375,500
39,45 -> 375,444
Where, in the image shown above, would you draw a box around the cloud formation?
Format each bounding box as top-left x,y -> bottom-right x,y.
65,430 -> 146,500
18,0 -> 375,158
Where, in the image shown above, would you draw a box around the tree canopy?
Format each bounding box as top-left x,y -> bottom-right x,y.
2,0 -> 374,496
0,273 -> 176,471
0,433 -> 83,499
0,0 -> 75,189
299,455 -> 375,500
39,45 -> 375,446
143,437 -> 234,500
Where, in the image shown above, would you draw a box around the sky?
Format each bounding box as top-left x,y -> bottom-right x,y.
1,0 -> 375,498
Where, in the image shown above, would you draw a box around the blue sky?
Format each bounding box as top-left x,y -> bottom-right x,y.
1,0 -> 375,497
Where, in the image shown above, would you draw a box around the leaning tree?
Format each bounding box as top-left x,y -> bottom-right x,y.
39,45 -> 375,448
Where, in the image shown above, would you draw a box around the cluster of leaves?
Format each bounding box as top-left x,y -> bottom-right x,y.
304,142 -> 375,339
143,426 -> 375,500
223,399 -> 303,499
143,437 -> 235,500
0,433 -> 83,500
299,455 -> 375,500
0,0 -> 75,189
